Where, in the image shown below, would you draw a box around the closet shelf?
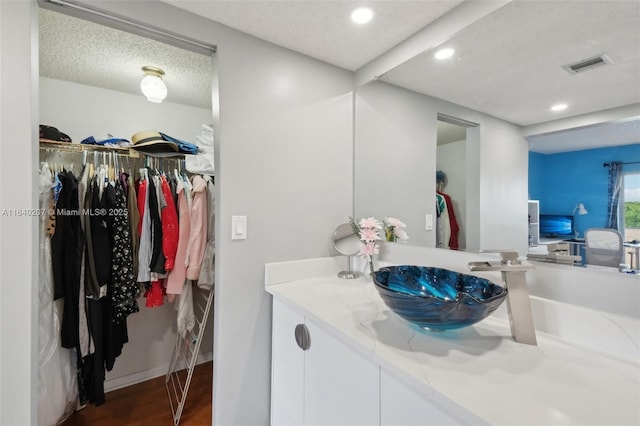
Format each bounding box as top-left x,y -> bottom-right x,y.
39,139 -> 187,159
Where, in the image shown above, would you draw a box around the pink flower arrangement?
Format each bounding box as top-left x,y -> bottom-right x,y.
349,216 -> 409,275
384,216 -> 409,242
349,216 -> 381,274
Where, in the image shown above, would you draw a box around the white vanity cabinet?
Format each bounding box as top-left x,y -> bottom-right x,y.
271,297 -> 379,426
270,297 -> 305,425
267,260 -> 640,426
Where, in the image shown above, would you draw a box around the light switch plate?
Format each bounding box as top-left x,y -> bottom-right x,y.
232,215 -> 247,240
425,214 -> 433,230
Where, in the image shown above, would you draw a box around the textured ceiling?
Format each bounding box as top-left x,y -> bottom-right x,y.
38,1 -> 640,153
39,8 -> 213,109
164,0 -> 463,71
380,0 -> 640,127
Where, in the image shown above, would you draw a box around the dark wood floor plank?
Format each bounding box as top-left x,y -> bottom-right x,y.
61,362 -> 212,426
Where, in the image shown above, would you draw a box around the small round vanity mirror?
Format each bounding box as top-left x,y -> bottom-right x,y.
333,223 -> 360,279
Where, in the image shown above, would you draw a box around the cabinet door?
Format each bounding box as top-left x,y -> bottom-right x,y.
304,318 -> 380,426
380,369 -> 486,426
271,298 -> 305,426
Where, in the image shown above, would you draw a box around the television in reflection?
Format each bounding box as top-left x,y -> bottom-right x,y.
539,214 -> 574,238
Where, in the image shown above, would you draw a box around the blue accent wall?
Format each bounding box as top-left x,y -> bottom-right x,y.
529,143 -> 640,237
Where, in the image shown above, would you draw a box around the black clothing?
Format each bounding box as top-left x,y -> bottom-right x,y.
83,179 -> 100,299
51,170 -> 139,408
92,181 -> 115,292
51,170 -> 84,349
111,181 -> 140,322
84,298 -> 106,406
148,176 -> 166,274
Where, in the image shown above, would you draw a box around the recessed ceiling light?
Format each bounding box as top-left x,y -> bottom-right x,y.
351,7 -> 373,24
550,103 -> 568,112
434,48 -> 455,60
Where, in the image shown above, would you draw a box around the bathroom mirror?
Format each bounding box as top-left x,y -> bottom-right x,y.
332,223 -> 360,279
354,0 -> 639,258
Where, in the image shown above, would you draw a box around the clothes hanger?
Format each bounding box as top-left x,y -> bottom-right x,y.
113,153 -> 120,181
109,152 -> 115,183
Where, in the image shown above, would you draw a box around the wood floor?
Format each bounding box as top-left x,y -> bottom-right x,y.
61,362 -> 212,426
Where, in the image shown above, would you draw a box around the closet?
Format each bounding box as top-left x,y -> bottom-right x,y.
38,7 -> 217,426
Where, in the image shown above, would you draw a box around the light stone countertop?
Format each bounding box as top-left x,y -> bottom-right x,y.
265,259 -> 640,426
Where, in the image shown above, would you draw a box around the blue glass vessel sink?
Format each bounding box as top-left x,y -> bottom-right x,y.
373,265 -> 507,331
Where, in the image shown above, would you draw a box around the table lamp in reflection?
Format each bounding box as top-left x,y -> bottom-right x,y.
572,202 -> 589,238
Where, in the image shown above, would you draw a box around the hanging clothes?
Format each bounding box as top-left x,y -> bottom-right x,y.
51,169 -> 83,350
110,180 -> 140,322
87,176 -> 114,298
77,163 -> 94,358
198,175 -> 215,290
435,193 -> 450,249
137,175 -> 152,285
83,178 -> 100,299
83,177 -> 115,407
148,173 -> 166,275
38,163 -> 77,426
437,190 -> 460,250
166,179 -> 190,299
83,175 -> 133,406
186,175 -> 208,280
176,281 -> 195,338
43,149 -> 209,412
127,174 -> 140,278
160,174 -> 179,272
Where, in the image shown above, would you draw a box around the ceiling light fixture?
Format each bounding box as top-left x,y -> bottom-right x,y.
550,103 -> 568,112
351,7 -> 373,24
434,48 -> 455,60
140,66 -> 167,103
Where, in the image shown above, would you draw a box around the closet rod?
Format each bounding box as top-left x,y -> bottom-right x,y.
39,140 -> 137,156
40,140 -> 187,161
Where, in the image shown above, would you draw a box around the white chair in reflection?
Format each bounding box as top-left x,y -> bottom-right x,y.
584,228 -> 624,268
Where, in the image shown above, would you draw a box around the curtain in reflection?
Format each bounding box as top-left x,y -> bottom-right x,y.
606,161 -> 623,230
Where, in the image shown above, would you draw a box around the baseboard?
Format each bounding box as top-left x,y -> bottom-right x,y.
104,351 -> 214,393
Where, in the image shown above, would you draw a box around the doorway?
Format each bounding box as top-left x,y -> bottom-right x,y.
435,113 -> 479,251
37,5 -> 217,425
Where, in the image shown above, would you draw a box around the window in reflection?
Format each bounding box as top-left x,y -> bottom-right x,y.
622,171 -> 640,267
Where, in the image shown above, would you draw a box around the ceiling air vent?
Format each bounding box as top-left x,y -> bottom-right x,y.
562,53 -> 613,74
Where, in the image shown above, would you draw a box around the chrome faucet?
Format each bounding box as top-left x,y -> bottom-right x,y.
468,250 -> 537,345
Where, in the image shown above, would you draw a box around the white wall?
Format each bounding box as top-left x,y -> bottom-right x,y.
0,1 -> 354,425
212,29 -> 353,426
0,1 -> 39,424
437,138 -> 467,250
355,81 -> 529,255
40,77 -> 213,144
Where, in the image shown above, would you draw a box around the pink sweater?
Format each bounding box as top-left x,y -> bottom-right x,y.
186,175 -> 208,280
166,182 -> 190,297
